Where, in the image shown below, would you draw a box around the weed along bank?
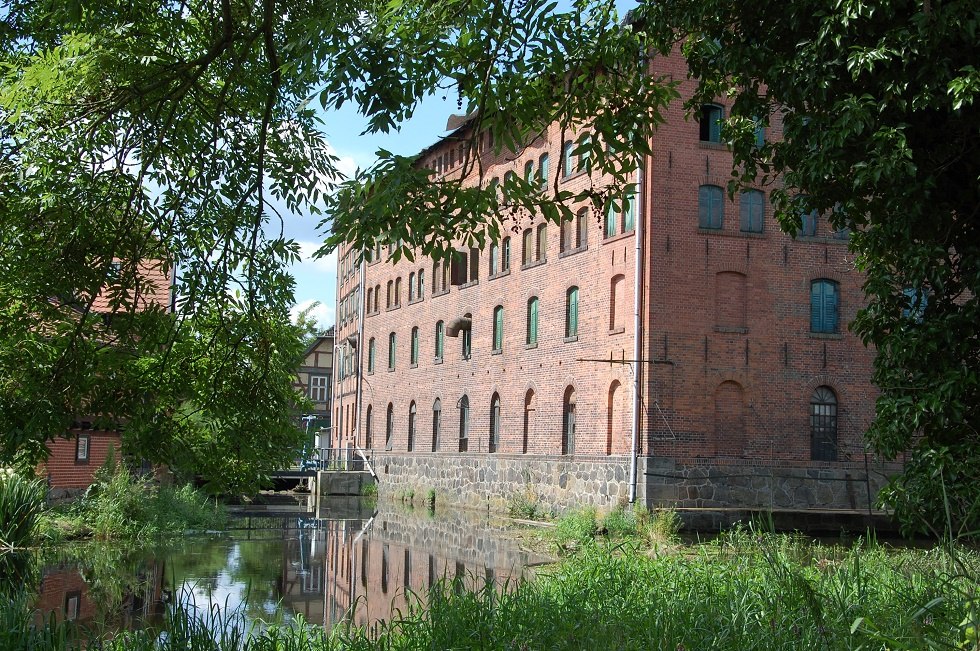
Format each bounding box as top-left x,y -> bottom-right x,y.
332,52 -> 896,523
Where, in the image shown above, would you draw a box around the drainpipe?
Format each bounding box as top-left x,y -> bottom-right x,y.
353,249 -> 367,450
628,154 -> 645,504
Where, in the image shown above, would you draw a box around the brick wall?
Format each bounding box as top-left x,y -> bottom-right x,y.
40,430 -> 121,497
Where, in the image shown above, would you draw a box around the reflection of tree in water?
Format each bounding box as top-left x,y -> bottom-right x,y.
226,539 -> 287,620
165,538 -> 236,599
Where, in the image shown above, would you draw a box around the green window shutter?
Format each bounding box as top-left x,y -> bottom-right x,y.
605,201 -> 617,238
493,307 -> 503,351
567,287 -> 579,337
623,192 -> 636,232
527,298 -> 539,344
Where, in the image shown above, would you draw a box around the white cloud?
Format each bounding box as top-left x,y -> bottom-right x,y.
290,298 -> 333,330
296,240 -> 337,273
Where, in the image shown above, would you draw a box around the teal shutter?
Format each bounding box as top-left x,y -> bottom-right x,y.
567,287 -> 579,337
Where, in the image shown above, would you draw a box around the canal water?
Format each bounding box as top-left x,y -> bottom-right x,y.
32,498 -> 551,638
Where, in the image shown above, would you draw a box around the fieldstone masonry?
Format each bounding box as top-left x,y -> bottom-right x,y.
374,452 -> 900,522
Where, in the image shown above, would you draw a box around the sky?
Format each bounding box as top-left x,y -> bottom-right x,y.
284,94 -> 458,330
285,1 -> 637,330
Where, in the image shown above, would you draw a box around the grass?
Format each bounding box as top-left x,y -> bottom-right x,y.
2,532 -> 977,650
41,466 -> 226,542
0,468 -> 45,551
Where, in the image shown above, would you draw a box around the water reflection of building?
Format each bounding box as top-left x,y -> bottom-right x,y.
35,558 -> 165,632
309,504 -> 538,632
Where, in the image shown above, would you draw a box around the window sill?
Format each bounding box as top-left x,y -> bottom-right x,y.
564,335 -> 579,343
489,270 -> 511,281
432,289 -> 450,298
367,370 -> 374,376
434,358 -> 443,365
386,304 -> 401,312
608,327 -> 625,335
808,332 -> 843,340
714,326 -> 748,334
462,355 -> 472,362
562,169 -> 591,183
491,349 -> 502,356
794,234 -> 850,244
387,367 -> 395,372
410,362 -> 418,369
521,259 -> 546,271
525,342 -> 538,350
698,227 -> 769,239
559,245 -> 588,259
459,279 -> 479,289
602,230 -> 635,245
698,141 -> 729,151
408,297 -> 423,306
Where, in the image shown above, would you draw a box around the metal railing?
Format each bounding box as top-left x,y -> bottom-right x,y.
300,447 -> 373,472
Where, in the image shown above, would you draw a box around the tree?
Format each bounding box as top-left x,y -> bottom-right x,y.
636,0 -> 980,536
1,0 -> 663,491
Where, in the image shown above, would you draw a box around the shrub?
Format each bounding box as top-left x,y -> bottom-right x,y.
0,468 -> 45,551
602,505 -> 638,538
553,508 -> 598,549
507,487 -> 541,520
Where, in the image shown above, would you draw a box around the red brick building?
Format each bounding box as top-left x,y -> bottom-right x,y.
40,260 -> 172,497
334,53 -> 895,519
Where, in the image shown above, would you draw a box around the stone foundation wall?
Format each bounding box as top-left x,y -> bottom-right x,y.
373,453 -> 900,518
643,458 -> 899,512
372,452 -> 636,514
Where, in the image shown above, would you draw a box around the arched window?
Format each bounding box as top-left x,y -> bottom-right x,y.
386,280 -> 393,308
560,213 -> 574,253
607,381 -> 622,455
524,160 -> 534,183
417,269 -> 424,298
394,277 -> 402,306
501,237 -> 511,272
388,332 -> 396,370
365,405 -> 373,449
433,261 -> 442,293
538,153 -> 550,189
562,386 -> 576,455
435,320 -> 445,360
367,337 -> 376,373
431,398 -> 441,452
811,386 -> 838,461
700,103 -> 724,142
461,313 -> 472,360
489,393 -> 501,453
407,401 -> 417,451
492,305 -> 504,352
522,228 -> 533,265
385,403 -> 394,451
699,185 -> 724,229
609,274 -> 625,331
410,326 -> 420,365
523,390 -> 535,454
562,140 -> 574,178
458,395 -> 470,452
565,286 -> 579,338
536,223 -> 547,261
374,284 -> 380,312
469,247 -> 479,283
811,279 -> 840,333
576,207 -> 588,248
526,296 -> 539,345
576,134 -> 591,172
740,189 -> 764,232
408,272 -> 416,300
489,242 -> 499,276
366,287 -> 374,313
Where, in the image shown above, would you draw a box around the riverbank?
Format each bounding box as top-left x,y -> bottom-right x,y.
3,524 -> 976,650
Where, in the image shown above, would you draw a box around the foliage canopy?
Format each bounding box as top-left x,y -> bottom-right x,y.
2,0 -> 978,531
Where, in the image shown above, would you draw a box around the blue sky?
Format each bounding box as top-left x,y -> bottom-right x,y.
285,1 -> 638,330
284,93 -> 458,330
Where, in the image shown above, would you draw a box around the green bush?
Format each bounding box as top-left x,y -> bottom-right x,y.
602,505 -> 638,538
507,487 -> 541,520
53,466 -> 226,541
553,508 -> 598,549
0,468 -> 45,551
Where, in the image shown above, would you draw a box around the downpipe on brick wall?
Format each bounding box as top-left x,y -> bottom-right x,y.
628,156 -> 644,504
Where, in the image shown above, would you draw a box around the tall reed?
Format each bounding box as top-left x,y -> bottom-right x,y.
0,468 -> 45,551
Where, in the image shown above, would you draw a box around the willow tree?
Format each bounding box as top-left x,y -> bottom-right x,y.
0,0 -> 669,493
